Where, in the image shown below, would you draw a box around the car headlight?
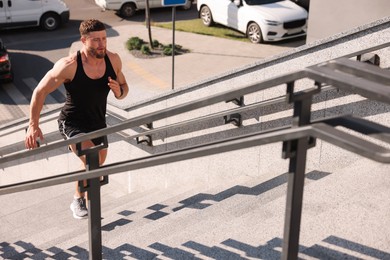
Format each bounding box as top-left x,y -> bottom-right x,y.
265,20 -> 282,26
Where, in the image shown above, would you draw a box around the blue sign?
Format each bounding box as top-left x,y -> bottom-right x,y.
162,0 -> 186,6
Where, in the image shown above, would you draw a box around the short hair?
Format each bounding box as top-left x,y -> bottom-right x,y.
79,19 -> 106,36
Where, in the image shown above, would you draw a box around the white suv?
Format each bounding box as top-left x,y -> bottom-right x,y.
95,0 -> 193,18
197,0 -> 308,43
0,0 -> 69,31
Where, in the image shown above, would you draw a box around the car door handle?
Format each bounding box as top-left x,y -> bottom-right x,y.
0,1 -> 3,8
7,0 -> 11,7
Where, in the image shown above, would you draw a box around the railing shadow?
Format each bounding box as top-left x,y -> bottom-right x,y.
98,170 -> 330,233
0,170 -> 380,259
2,235 -> 388,259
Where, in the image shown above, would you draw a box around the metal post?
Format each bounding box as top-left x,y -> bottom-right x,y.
282,83 -> 313,260
76,139 -> 108,260
282,137 -> 309,260
172,6 -> 176,90
85,152 -> 103,260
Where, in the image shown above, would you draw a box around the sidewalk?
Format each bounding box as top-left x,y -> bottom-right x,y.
71,24 -> 298,109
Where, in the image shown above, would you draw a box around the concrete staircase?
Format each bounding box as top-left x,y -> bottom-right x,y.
1,156 -> 389,259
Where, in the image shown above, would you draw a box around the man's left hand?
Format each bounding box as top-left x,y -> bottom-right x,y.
108,76 -> 122,98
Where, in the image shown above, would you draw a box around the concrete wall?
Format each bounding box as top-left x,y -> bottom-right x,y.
307,0 -> 390,43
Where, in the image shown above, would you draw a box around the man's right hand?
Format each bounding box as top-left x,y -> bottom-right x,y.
25,125 -> 44,149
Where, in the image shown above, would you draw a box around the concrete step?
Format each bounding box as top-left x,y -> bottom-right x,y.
170,159 -> 390,260
100,167 -> 327,247
95,172 -> 292,259
0,172 -> 270,259
1,157 -> 388,260
99,158 -> 389,259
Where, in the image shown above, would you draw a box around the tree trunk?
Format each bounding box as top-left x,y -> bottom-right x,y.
145,0 -> 153,49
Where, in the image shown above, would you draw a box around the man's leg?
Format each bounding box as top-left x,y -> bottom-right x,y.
69,140 -> 108,219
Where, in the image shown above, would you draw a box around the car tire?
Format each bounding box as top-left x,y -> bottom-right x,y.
120,3 -> 136,18
40,13 -> 60,31
247,22 -> 263,44
200,6 -> 214,27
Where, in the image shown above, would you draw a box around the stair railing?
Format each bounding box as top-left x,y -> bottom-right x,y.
1,57 -> 389,260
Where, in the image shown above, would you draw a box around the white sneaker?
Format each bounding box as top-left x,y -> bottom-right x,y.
70,197 -> 88,219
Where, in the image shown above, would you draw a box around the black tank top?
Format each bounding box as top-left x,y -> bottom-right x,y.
58,51 -> 116,129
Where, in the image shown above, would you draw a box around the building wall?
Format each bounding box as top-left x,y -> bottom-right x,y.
307,0 -> 390,43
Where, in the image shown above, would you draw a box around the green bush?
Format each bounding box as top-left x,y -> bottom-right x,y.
152,40 -> 161,48
126,37 -> 187,56
141,44 -> 151,55
126,37 -> 144,50
162,44 -> 182,56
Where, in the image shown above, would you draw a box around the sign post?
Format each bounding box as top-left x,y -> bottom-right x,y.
161,0 -> 187,90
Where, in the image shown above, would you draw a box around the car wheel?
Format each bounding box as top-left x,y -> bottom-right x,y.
247,22 -> 263,44
200,6 -> 214,27
40,13 -> 60,31
120,3 -> 136,18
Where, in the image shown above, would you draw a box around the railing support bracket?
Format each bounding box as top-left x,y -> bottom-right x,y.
136,135 -> 153,146
226,96 -> 244,106
224,113 -> 242,127
136,123 -> 153,146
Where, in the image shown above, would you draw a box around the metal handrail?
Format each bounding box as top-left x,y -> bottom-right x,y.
1,39 -> 388,134
1,57 -> 389,197
3,53 -> 389,164
1,54 -> 389,259
0,85 -> 339,157
0,70 -> 307,164
1,115 -> 389,196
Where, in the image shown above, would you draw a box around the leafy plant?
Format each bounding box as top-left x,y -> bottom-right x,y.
152,39 -> 161,48
126,37 -> 187,57
163,44 -> 183,56
141,44 -> 151,55
126,37 -> 144,50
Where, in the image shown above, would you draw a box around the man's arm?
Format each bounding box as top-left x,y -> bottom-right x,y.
25,57 -> 74,149
108,52 -> 129,100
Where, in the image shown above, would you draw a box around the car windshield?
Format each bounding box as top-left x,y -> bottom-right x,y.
245,0 -> 284,5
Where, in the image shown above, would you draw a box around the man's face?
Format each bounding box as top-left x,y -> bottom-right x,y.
83,30 -> 107,59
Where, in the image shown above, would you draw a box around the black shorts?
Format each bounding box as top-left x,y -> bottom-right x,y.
58,120 -> 107,147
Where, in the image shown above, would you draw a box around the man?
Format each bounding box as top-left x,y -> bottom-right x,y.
25,19 -> 129,219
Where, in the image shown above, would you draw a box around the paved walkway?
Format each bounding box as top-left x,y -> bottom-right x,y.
71,24 -> 302,109
0,24 -> 302,126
